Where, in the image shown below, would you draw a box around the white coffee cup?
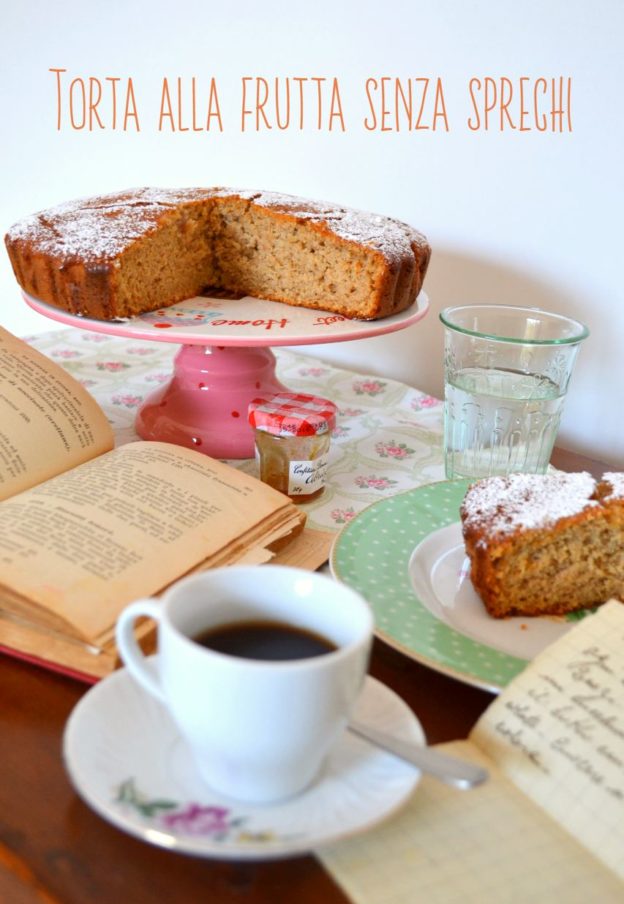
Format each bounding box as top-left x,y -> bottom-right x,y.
116,565 -> 373,803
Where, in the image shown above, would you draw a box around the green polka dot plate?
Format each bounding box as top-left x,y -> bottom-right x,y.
330,479 -> 576,693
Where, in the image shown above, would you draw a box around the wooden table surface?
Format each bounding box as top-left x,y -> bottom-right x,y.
0,448 -> 609,904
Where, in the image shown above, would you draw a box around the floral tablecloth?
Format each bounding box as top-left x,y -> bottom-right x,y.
27,328 -> 446,533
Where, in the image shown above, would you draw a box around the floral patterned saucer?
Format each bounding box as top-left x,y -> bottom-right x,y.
63,668 -> 423,860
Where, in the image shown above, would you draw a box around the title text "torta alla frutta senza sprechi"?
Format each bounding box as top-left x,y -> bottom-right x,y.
48,70 -> 573,134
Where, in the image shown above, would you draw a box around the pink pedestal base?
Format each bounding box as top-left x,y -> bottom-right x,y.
135,345 -> 288,459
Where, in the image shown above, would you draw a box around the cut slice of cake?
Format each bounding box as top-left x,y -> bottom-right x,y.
460,471 -> 624,618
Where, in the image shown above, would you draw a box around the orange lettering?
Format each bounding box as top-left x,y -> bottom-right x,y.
275,77 -> 290,130
364,78 -> 378,130
158,78 -> 175,131
534,78 -> 547,131
432,78 -> 449,131
328,78 -> 345,131
241,77 -> 252,131
256,77 -> 271,130
467,77 -> 481,130
49,68 -> 66,130
499,77 -> 515,130
519,77 -> 530,131
206,78 -> 223,131
69,78 -> 86,130
124,78 -> 140,131
414,78 -> 429,130
395,79 -> 412,132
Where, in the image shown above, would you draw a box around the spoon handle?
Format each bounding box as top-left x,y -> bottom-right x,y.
348,720 -> 489,790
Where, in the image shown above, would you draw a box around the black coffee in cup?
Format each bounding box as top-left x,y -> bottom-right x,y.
193,620 -> 337,661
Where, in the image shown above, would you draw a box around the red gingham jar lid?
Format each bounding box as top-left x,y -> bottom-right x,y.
248,393 -> 337,437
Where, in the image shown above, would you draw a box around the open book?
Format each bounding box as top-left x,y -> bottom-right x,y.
320,601 -> 624,902
0,327 -> 313,680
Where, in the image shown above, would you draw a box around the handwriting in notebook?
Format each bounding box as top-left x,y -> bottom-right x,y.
472,601 -> 624,877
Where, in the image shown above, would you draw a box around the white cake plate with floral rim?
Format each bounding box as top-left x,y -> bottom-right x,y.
63,666 -> 424,860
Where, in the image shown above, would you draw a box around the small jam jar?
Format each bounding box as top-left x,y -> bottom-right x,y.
248,393 -> 337,502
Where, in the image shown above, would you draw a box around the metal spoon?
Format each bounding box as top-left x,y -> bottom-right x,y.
348,719 -> 489,790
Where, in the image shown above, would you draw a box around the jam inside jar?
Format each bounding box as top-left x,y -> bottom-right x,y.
248,393 -> 337,503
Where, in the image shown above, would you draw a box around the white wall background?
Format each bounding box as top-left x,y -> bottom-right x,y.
1,0 -> 622,465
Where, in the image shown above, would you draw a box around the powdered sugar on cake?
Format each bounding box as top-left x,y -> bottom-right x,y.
461,471 -> 600,539
604,472 -> 624,498
7,187 -> 425,265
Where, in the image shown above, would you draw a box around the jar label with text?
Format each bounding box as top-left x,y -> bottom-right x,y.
288,455 -> 329,495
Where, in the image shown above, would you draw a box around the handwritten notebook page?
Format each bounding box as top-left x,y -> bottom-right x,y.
319,741 -> 622,904
318,603 -> 624,903
472,599 -> 624,881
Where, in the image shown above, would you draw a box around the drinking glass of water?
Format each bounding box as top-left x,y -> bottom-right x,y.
440,304 -> 589,480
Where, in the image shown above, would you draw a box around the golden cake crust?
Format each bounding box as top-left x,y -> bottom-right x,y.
460,472 -> 624,618
5,187 -> 431,321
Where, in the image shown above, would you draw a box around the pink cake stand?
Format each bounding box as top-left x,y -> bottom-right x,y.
24,291 -> 429,458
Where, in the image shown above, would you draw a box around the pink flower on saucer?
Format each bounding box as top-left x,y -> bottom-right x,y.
161,804 -> 232,837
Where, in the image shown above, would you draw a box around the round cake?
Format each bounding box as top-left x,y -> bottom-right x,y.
4,187 -> 431,322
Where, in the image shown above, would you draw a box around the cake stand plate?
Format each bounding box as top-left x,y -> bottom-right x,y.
24,292 -> 429,458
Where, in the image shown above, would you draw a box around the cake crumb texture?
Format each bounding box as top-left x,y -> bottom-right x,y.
460,472 -> 624,618
5,187 -> 431,321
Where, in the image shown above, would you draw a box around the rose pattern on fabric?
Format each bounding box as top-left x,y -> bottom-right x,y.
96,361 -> 130,372
352,379 -> 387,396
26,331 -> 446,533
144,372 -> 171,384
411,394 -> 441,409
51,349 -> 82,359
298,366 -> 330,377
374,440 -> 415,459
330,506 -> 357,524
338,407 -> 366,417
355,475 -> 399,491
111,394 -> 144,408
127,346 -> 159,356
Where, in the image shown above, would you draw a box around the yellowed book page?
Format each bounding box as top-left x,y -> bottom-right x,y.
0,327 -> 114,501
0,611 -> 117,679
268,527 -> 334,570
0,441 -> 298,641
471,600 -> 624,881
319,740 -> 622,904
0,609 -> 156,680
231,528 -> 334,569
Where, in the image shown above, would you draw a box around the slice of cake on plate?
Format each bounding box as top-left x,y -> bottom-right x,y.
460,471 -> 624,618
